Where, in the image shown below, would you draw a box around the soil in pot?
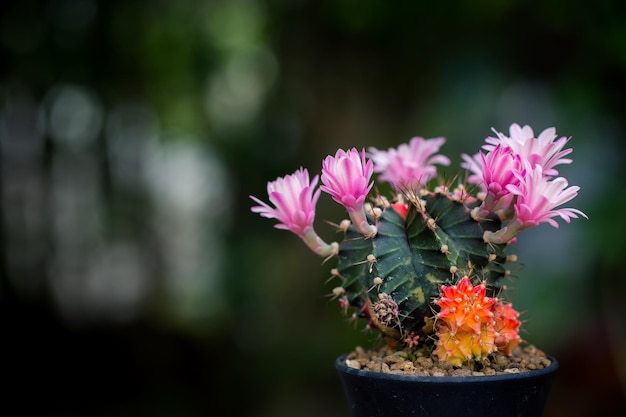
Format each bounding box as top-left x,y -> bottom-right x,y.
343,344 -> 552,376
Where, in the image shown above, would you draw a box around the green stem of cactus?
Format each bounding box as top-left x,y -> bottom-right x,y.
336,192 -> 508,346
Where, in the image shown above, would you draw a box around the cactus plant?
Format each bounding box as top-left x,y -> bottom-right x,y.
250,123 -> 586,367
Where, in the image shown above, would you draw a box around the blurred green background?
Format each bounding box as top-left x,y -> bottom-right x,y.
1,0 -> 624,416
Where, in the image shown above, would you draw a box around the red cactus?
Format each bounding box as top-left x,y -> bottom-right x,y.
493,302 -> 522,354
434,277 -> 499,365
390,202 -> 409,221
435,277 -> 496,334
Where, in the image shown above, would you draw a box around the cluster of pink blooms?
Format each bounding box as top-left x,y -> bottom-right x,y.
251,123 -> 586,251
461,124 -> 587,244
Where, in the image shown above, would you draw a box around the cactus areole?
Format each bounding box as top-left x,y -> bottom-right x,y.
250,123 -> 587,367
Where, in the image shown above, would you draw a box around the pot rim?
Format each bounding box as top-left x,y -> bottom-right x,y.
335,353 -> 558,383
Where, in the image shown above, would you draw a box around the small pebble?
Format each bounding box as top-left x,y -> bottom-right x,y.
346,359 -> 361,369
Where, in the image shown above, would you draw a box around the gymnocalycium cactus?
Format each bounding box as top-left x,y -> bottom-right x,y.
250,123 -> 586,367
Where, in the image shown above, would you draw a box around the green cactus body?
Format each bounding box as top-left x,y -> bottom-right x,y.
336,192 -> 508,343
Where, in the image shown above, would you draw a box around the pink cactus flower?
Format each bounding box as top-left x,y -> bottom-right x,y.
509,164 -> 587,228
471,144 -> 524,220
250,168 -> 338,256
486,123 -> 573,177
484,163 -> 588,244
320,148 -> 374,211
320,148 -> 377,237
460,151 -> 486,193
368,137 -> 450,190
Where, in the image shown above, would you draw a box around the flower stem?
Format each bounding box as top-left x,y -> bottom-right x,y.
348,207 -> 377,237
302,230 -> 339,257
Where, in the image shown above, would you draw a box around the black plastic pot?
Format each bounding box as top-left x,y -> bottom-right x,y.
335,354 -> 558,417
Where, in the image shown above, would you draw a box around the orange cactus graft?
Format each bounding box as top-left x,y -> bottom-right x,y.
434,277 -> 500,365
493,302 -> 522,355
434,324 -> 497,367
435,277 -> 496,334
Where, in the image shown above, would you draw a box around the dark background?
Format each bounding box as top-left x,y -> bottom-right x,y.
2,1 -> 625,416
